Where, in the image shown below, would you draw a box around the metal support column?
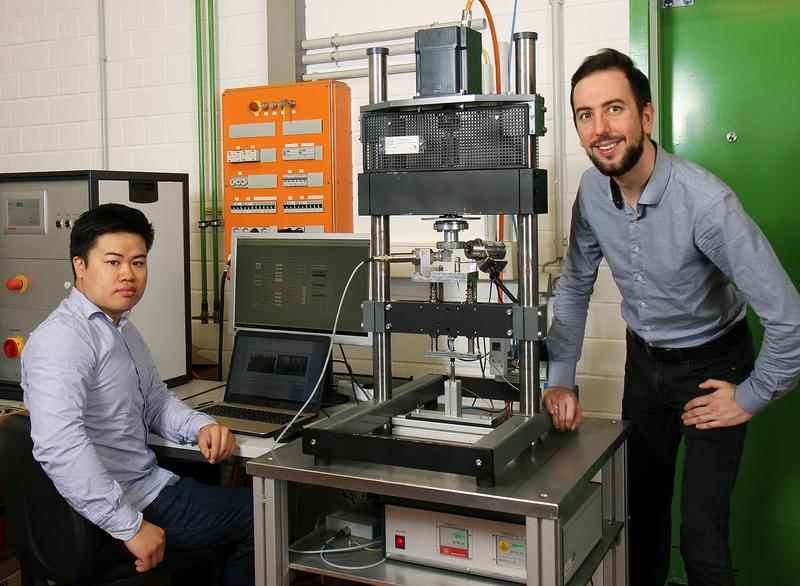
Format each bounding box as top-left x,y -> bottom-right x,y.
368,47 -> 392,402
514,31 -> 540,415
255,476 -> 290,585
527,515 -> 562,586
603,436 -> 629,585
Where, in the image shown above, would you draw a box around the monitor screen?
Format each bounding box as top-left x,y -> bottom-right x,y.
231,233 -> 371,345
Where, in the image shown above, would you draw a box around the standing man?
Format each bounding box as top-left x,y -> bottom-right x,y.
21,204 -> 254,585
544,49 -> 800,585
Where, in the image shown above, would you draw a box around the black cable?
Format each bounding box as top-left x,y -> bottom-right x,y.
491,275 -> 518,304
479,335 -> 490,379
477,337 -> 485,377
336,345 -> 360,403
217,265 -> 229,382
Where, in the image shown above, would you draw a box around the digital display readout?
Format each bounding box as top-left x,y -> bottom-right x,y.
7,199 -> 41,228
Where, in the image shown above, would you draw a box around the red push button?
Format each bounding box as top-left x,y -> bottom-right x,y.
6,275 -> 28,293
3,338 -> 24,359
394,534 -> 405,550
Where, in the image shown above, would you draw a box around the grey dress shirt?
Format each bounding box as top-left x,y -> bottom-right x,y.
21,288 -> 215,540
548,143 -> 800,414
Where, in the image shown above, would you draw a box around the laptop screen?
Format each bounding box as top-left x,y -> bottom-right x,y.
225,330 -> 330,410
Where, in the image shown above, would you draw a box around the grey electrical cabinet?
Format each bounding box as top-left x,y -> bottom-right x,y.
0,171 -> 191,400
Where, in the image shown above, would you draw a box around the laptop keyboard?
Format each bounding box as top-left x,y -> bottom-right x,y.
204,404 -> 295,425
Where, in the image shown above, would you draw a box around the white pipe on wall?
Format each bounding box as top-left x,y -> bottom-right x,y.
303,42 -> 415,65
551,0 -> 567,258
301,19 -> 485,50
301,62 -> 415,82
98,0 -> 109,169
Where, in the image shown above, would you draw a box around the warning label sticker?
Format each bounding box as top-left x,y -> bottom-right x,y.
385,135 -> 420,155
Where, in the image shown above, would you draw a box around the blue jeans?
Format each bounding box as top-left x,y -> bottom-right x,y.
143,477 -> 254,586
623,325 -> 753,586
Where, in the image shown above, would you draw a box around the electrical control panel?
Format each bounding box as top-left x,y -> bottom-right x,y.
0,171 -> 191,399
385,504 -> 527,583
221,81 -> 353,256
385,482 -> 602,583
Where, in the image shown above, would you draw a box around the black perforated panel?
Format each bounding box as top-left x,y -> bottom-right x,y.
362,104 -> 530,172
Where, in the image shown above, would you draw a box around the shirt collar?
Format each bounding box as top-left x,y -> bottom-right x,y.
68,287 -> 131,329
607,140 -> 673,208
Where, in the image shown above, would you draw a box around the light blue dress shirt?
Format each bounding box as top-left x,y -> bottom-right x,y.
21,288 -> 215,540
548,143 -> 800,414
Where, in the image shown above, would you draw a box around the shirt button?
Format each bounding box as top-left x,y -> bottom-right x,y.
632,245 -> 640,252
640,301 -> 647,308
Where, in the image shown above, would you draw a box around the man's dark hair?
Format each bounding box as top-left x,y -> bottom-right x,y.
70,204 -> 155,278
570,48 -> 652,124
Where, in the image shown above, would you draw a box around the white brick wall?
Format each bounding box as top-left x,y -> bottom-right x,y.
1,0 -> 630,416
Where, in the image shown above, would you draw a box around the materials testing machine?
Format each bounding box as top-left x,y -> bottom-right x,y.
303,27 -> 551,487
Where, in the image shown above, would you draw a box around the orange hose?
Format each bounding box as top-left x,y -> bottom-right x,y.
465,0 -> 505,300
465,0 -> 502,93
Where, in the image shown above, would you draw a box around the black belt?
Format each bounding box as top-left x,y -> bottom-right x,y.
628,319 -> 749,363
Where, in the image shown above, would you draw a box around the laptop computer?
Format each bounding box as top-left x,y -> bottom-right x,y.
198,330 -> 331,436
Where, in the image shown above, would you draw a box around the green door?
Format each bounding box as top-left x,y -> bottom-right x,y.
634,1 -> 800,583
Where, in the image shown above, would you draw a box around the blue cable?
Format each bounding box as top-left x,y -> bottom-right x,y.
507,0 -> 519,92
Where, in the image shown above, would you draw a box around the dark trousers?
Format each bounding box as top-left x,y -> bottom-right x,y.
623,326 -> 754,586
98,477 -> 254,586
144,477 -> 254,586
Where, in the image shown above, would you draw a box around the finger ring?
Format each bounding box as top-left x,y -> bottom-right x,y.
553,404 -> 559,411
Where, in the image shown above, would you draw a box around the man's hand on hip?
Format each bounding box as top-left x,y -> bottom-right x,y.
682,379 -> 753,429
541,386 -> 582,431
124,520 -> 165,573
198,423 -> 237,464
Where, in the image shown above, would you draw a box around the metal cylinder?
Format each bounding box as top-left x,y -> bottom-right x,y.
369,46 -> 392,403
517,215 -> 540,415
367,47 -> 389,105
464,238 -> 506,260
513,32 -> 537,95
371,218 -> 392,402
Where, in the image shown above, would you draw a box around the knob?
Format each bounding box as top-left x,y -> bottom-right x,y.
6,275 -> 28,293
3,338 -> 24,359
55,220 -> 63,228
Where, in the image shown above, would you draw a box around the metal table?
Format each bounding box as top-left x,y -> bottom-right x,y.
246,417 -> 630,586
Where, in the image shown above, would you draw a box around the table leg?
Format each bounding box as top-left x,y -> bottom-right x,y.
602,438 -> 628,585
254,476 -> 290,585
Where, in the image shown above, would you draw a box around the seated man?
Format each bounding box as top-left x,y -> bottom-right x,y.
21,203 -> 254,585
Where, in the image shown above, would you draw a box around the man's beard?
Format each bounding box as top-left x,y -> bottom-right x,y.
588,131 -> 645,177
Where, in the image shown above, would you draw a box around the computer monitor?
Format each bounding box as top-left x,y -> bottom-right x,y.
230,232 -> 371,346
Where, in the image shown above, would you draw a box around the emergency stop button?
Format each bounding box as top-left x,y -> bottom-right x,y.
3,338 -> 24,359
6,275 -> 28,293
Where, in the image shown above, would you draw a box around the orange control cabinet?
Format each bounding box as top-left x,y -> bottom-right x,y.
221,80 -> 353,257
